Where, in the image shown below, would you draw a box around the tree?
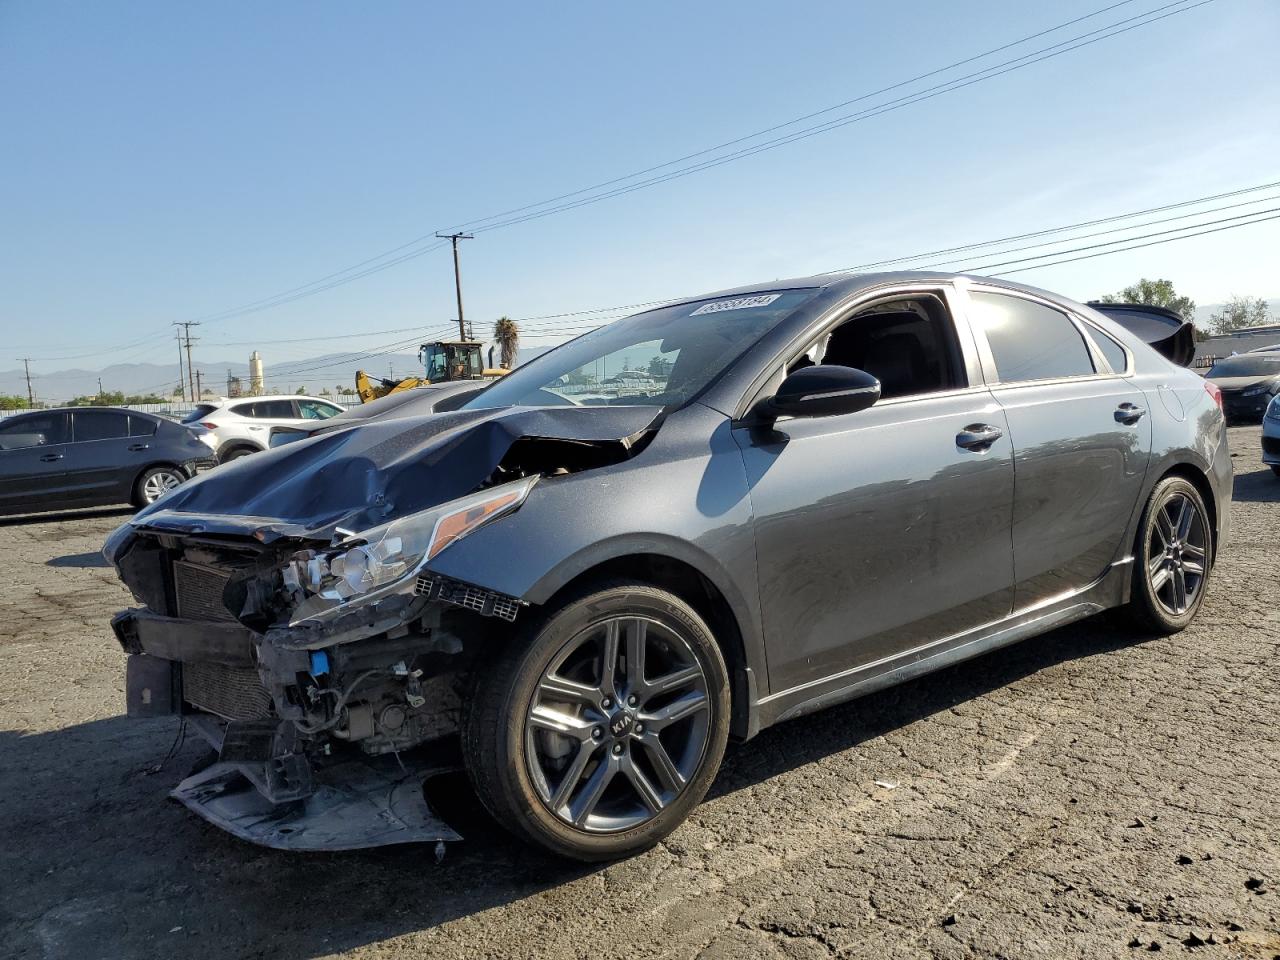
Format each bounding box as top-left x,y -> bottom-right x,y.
493,316 -> 520,369
1208,295 -> 1271,335
171,385 -> 185,398
1098,278 -> 1196,323
0,395 -> 29,411
295,386 -> 307,395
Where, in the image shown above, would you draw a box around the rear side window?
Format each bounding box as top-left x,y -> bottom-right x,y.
231,402 -> 257,417
74,411 -> 130,442
128,416 -> 158,437
257,400 -> 296,418
969,292 -> 1095,384
1090,329 -> 1129,374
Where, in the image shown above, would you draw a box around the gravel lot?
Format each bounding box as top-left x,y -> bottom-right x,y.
2,426 -> 1277,960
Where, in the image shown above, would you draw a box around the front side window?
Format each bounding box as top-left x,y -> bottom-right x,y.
969,291 -> 1095,384
463,289 -> 818,410
298,400 -> 340,420
0,413 -> 68,448
73,411 -> 130,442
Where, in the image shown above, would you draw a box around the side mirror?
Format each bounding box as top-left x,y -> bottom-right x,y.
763,365 -> 881,419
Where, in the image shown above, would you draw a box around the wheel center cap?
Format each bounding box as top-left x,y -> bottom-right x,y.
608,710 -> 635,739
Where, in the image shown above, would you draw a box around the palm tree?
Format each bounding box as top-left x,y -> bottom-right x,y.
493,316 -> 520,369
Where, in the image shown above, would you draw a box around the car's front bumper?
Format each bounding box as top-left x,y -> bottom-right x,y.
1262,415 -> 1280,466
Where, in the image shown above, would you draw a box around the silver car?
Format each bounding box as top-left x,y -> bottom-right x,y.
105,272 -> 1231,860
1263,394 -> 1280,477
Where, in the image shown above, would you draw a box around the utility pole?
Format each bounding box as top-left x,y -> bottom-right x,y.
19,358 -> 34,407
175,331 -> 186,400
195,369 -> 203,399
173,322 -> 200,402
97,377 -> 104,399
435,232 -> 473,341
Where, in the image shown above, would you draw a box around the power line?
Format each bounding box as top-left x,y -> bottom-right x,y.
181,0 -> 1213,326
980,210 -> 1280,276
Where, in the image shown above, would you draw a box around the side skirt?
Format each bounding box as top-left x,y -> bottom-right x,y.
751,560 -> 1130,733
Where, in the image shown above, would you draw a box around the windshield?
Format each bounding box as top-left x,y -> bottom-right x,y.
463,290 -> 817,410
181,404 -> 218,424
1207,355 -> 1280,378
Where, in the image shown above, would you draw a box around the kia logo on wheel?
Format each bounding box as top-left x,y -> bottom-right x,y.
609,712 -> 634,737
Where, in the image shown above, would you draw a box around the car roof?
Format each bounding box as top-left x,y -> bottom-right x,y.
636,270 -> 1079,314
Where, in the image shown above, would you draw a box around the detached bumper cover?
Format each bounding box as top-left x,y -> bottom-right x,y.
171,756 -> 461,851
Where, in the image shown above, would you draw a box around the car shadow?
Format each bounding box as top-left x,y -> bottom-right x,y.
1,615 -> 1146,960
46,551 -> 112,568
0,506 -> 133,528
1231,465 -> 1280,503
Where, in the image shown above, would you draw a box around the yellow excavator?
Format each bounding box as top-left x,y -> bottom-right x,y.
355,340 -> 508,404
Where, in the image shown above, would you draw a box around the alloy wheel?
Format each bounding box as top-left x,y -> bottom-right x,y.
525,615 -> 711,833
142,470 -> 182,504
1146,491 -> 1208,615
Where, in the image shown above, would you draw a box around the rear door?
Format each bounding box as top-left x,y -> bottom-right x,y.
0,412 -> 73,513
961,286 -> 1152,610
248,399 -> 299,445
66,410 -> 140,504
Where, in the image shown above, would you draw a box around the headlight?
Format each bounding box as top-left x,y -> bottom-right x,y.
286,475 -> 537,623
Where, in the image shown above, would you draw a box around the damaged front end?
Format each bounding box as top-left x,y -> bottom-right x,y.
105,404 -> 659,850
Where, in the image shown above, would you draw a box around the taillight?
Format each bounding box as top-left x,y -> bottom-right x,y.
1203,380 -> 1223,411
200,421 -> 219,429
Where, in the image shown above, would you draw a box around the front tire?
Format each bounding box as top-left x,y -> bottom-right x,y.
1125,476 -> 1213,634
462,581 -> 730,861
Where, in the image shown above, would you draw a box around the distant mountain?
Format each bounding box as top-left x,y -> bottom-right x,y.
0,343 -> 557,404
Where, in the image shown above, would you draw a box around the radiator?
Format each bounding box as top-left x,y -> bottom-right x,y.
183,661 -> 273,721
173,560 -> 236,622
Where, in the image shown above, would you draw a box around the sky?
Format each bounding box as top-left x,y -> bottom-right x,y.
2,0 -> 1279,394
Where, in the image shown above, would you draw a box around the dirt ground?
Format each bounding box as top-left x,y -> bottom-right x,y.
1,426 -> 1277,960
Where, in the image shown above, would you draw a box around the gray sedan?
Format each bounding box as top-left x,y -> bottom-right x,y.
104,272 -> 1231,861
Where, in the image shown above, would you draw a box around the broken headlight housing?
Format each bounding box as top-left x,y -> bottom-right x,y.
286,476 -> 537,623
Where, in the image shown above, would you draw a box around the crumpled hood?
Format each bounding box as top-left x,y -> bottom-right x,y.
121,404 -> 662,543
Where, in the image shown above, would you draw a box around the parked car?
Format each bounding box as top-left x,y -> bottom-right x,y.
0,407 -> 216,516
1204,353 -> 1280,423
1263,394 -> 1280,477
182,396 -> 345,461
105,271 -> 1230,861
267,382 -> 483,448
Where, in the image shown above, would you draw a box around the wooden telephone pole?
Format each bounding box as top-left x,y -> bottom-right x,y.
18,358 -> 34,407
435,232 -> 473,341
173,322 -> 200,402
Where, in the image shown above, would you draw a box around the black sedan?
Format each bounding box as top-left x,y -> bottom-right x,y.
0,407 -> 217,516
1204,353 -> 1280,423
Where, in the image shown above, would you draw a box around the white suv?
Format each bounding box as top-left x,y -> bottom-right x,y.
183,396 -> 345,462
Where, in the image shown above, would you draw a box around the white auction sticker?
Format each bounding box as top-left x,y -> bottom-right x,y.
689,294 -> 781,316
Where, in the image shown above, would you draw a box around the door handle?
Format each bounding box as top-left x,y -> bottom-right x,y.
39,452 -> 64,462
127,443 -> 150,451
1114,403 -> 1146,425
956,424 -> 1003,452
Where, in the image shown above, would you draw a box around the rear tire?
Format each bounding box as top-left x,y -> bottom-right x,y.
132,466 -> 184,507
220,446 -> 256,462
1125,476 -> 1213,634
462,580 -> 730,861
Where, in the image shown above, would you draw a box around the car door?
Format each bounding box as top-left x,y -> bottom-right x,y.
249,399 -> 300,444
961,286 -> 1152,610
735,287 -> 1016,692
0,412 -> 73,513
66,410 -> 140,505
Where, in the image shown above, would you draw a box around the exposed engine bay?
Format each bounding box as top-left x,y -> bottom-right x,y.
105,404 -> 660,850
